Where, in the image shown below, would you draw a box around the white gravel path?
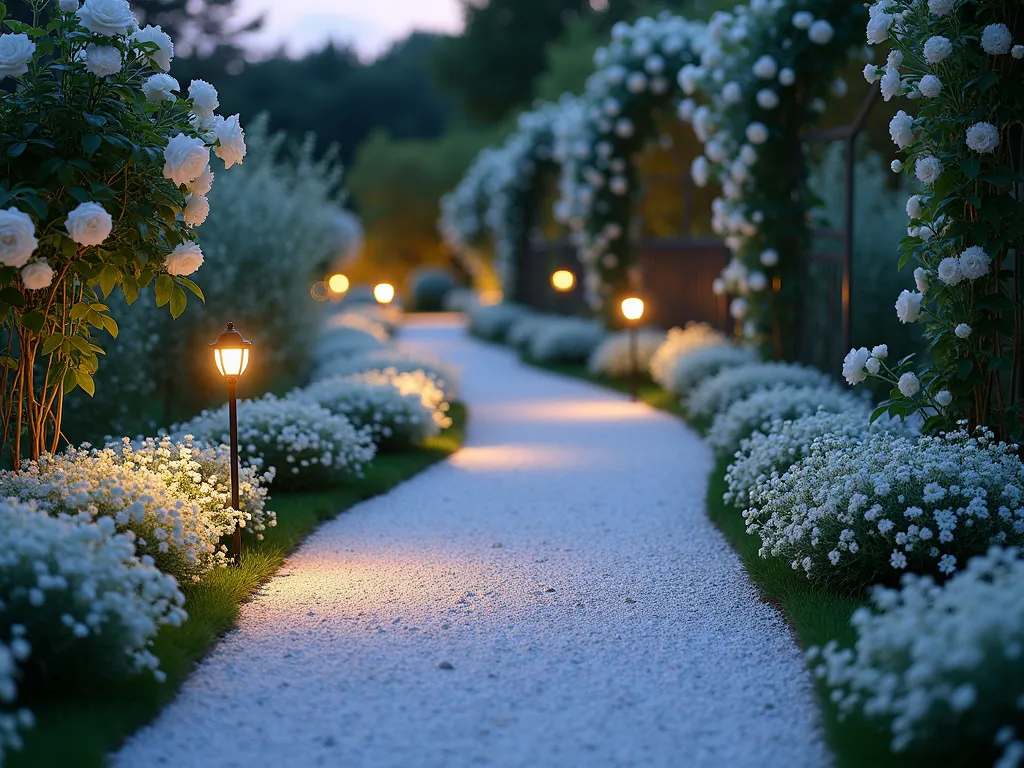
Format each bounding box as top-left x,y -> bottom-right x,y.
113,316 -> 830,768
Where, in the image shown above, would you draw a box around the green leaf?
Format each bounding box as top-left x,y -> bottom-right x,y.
7,142 -> 26,158
41,334 -> 63,356
870,403 -> 890,423
101,315 -> 118,338
97,265 -> 117,298
20,311 -> 44,333
154,274 -> 173,307
83,113 -> 107,128
62,368 -> 78,395
169,285 -> 187,318
0,287 -> 24,308
69,302 -> 90,321
75,369 -> 95,397
120,274 -> 140,305
81,134 -> 102,157
176,276 -> 205,302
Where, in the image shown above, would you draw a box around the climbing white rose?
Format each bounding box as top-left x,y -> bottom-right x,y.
182,194 -> 210,227
1014,45 -> 1024,60
792,11 -> 813,30
756,89 -> 779,110
748,272 -> 768,292
923,36 -> 953,65
863,64 -> 879,84
937,257 -> 962,286
142,73 -> 179,104
778,68 -> 795,86
0,208 -> 38,268
895,290 -> 923,324
76,0 -> 135,36
0,34 -> 36,80
729,298 -> 748,319
935,390 -> 952,407
880,66 -> 902,101
165,242 -> 204,276
966,122 -> 1000,154
959,246 -> 991,281
928,0 -> 953,16
906,195 -> 923,219
915,156 -> 943,184
614,118 -> 634,139
918,74 -> 942,98
59,0 -> 80,10
65,202 -> 113,246
752,55 -> 778,80
83,44 -> 121,77
843,347 -> 870,385
21,260 -> 54,291
871,345 -> 888,360
808,20 -> 834,45
163,133 -> 209,187
131,25 -> 174,72
188,79 -> 219,114
745,122 -> 769,145
760,249 -> 779,267
889,111 -> 914,149
981,24 -> 1013,55
866,12 -> 892,44
955,323 -> 972,339
914,267 -> 929,294
898,372 -> 920,397
722,82 -> 741,104
189,165 -> 214,196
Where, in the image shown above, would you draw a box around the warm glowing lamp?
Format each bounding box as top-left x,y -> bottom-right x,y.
551,269 -> 576,293
210,322 -> 252,565
374,282 -> 395,305
328,273 -> 350,294
621,297 -> 645,322
620,297 -> 645,401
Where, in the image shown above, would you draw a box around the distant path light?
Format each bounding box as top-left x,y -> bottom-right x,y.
328,274 -> 350,294
621,297 -> 645,322
551,269 -> 576,293
374,283 -> 395,305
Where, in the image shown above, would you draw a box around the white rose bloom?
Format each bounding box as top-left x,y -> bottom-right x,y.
937,256 -> 962,285
898,372 -> 920,397
843,347 -> 871,385
914,267 -> 929,294
142,73 -> 179,104
131,25 -> 174,72
895,289 -> 923,324
729,297 -> 748,319
614,118 -> 634,140
887,49 -> 904,68
740,144 -> 758,165
928,0 -> 953,16
21,260 -> 54,291
165,242 -> 204,276
919,74 -> 942,98
59,0 -> 80,10
981,24 -> 1013,55
83,44 -> 121,76
923,36 -> 953,65
871,344 -> 888,359
188,79 -> 219,114
677,98 -> 697,121
888,110 -> 915,149
705,140 -> 727,163
915,156 -> 943,184
0,34 -> 36,80
65,202 -> 113,246
959,246 -> 991,281
182,194 -> 210,227
189,164 -> 214,196
906,195 -> 923,219
880,65 -> 902,101
778,67 -> 796,86
626,72 -> 647,94
0,208 -> 38,267
752,54 -> 778,79
722,81 -> 742,104
644,54 -> 664,75
865,357 -> 880,374
690,156 -> 710,187
966,122 -> 1000,154
809,20 -> 834,45
748,272 -> 768,292
891,159 -> 903,173
1014,45 -> 1024,60
746,122 -> 769,145
76,0 -> 136,36
711,277 -> 725,296
609,176 -> 628,196
954,323 -> 972,339
792,11 -> 814,30
760,249 -> 779,267
935,389 -> 952,406
866,12 -> 892,44
756,88 -> 779,110
863,64 -> 879,84
163,133 -> 209,186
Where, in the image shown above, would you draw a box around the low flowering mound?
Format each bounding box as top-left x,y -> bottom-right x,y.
174,395 -> 377,492
649,323 -> 730,391
661,344 -> 757,399
526,317 -> 606,365
814,547 -> 1024,765
0,447 -> 240,582
708,384 -> 865,459
506,314 -> 555,355
313,350 -> 461,400
587,329 -> 667,379
313,325 -> 386,365
467,302 -> 534,342
743,426 -> 1024,592
323,311 -> 392,343
688,362 -> 834,421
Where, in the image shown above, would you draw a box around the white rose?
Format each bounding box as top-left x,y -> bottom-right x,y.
928,0 -> 953,16
163,133 -> 209,187
65,202 -> 113,246
880,65 -> 902,101
76,0 -> 136,37
188,79 -> 219,114
614,118 -> 634,140
918,74 -> 942,98
83,44 -> 121,77
722,81 -> 741,104
644,54 -> 664,75
888,110 -> 915,149
21,260 -> 54,291
756,88 -> 779,110
626,72 -> 647,94
792,11 -> 813,30
142,73 -> 179,104
182,194 -> 210,227
935,390 -> 952,407
865,357 -> 881,375
843,347 -> 870,385
914,267 -> 929,294
609,176 -> 628,196
165,242 -> 204,276
0,34 -> 36,81
863,64 -> 880,84
966,122 -> 1000,154
760,249 -> 779,267
915,156 -> 943,184
906,195 -> 923,219
891,159 -> 903,173
981,24 -> 1013,56
1014,46 -> 1024,60
711,278 -> 725,296
866,12 -> 892,44
954,323 -> 972,339
0,208 -> 38,267
898,372 -> 920,397
937,257 -> 962,285
690,156 -> 709,187
808,20 -> 834,45
748,272 -> 768,292
895,290 -> 923,324
958,246 -> 991,281
131,25 -> 174,72
887,50 -> 904,68
746,122 -> 769,145
752,54 -> 778,79
189,164 -> 214,196
923,36 -> 953,65
59,0 -> 80,10
778,67 -> 795,86
871,344 -> 889,359
729,297 -> 748,319
831,78 -> 848,98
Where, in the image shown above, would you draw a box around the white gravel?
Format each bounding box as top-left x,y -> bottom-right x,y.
113,316 -> 830,768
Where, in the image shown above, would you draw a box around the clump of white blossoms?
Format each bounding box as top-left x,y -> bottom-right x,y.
648,322 -> 730,391
313,349 -> 461,401
588,329 -> 668,379
688,362 -> 835,422
523,316 -> 607,366
814,546 -> 1024,763
743,425 -> 1024,591
466,302 -> 535,343
174,394 -> 377,492
312,324 -> 386,362
663,344 -> 758,400
708,383 -> 864,459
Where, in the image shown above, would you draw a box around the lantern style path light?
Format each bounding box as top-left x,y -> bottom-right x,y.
211,322 -> 252,566
551,269 -> 576,293
374,282 -> 395,305
621,297 -> 645,402
328,273 -> 350,295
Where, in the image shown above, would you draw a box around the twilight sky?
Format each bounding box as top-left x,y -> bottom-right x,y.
237,0 -> 466,59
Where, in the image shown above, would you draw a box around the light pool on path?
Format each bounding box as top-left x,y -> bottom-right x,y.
113,316 -> 829,768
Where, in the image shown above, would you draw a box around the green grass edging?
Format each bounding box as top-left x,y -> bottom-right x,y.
11,404 -> 466,768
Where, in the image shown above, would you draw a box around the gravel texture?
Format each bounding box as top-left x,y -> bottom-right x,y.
113,316 -> 830,768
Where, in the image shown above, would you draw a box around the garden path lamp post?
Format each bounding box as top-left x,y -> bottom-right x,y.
211,322 -> 252,566
374,283 -> 395,305
621,297 -> 645,402
550,269 -> 576,315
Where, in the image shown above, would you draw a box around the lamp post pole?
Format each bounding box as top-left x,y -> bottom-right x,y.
227,374 -> 241,565
629,324 -> 638,402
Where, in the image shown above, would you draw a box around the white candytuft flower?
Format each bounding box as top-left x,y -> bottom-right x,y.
959,246 -> 991,281
76,0 -> 135,37
0,33 -> 36,80
898,372 -> 920,397
966,122 -> 1000,154
0,208 -> 38,267
895,290 -> 923,324
21,260 -> 54,290
164,242 -> 204,276
981,24 -> 1013,55
923,36 -> 953,65
915,156 -> 943,184
65,202 -> 113,246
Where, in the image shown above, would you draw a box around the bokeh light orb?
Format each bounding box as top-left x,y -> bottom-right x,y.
551,269 -> 576,292
374,282 -> 396,305
328,273 -> 350,294
621,297 -> 645,321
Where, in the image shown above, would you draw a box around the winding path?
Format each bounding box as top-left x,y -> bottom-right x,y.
113,316 -> 829,768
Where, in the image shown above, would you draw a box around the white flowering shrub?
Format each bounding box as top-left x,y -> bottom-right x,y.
743,426 -> 1024,591
323,310 -> 391,343
174,394 -> 377,492
439,148 -> 501,280
707,384 -> 864,459
313,326 -> 387,368
0,0 -> 245,464
587,329 -> 667,379
467,302 -> 534,343
688,362 -> 834,421
0,500 -> 185,718
660,343 -> 756,399
312,349 -> 461,400
814,546 -> 1024,764
724,409 -> 893,511
853,0 -> 1024,442
525,317 -> 607,365
649,323 -> 729,390
505,313 -> 554,354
